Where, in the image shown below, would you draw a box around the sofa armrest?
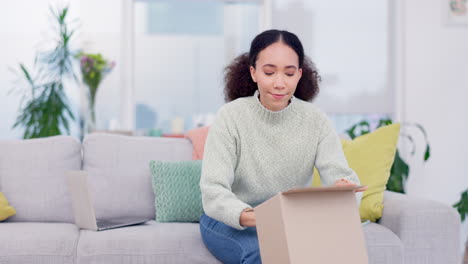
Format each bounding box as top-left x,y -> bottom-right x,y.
379,191 -> 461,264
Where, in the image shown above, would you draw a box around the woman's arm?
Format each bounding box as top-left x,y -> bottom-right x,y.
314,115 -> 367,208
314,114 -> 367,194
200,107 -> 252,230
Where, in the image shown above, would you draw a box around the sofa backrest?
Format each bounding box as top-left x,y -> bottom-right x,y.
0,136 -> 81,223
82,133 -> 192,221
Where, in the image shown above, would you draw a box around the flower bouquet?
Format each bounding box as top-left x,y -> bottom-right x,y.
77,53 -> 115,132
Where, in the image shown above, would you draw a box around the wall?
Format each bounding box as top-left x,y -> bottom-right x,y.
398,0 -> 468,252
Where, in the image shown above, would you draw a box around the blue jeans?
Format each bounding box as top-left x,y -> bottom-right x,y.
200,213 -> 262,264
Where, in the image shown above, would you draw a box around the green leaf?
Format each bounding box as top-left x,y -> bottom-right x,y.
346,125 -> 357,140
345,120 -> 372,140
414,123 -> 428,140
387,150 -> 409,193
60,6 -> 69,22
424,144 -> 431,161
453,189 -> 468,222
377,118 -> 392,128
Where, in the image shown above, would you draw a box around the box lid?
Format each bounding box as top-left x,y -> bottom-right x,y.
282,185 -> 363,195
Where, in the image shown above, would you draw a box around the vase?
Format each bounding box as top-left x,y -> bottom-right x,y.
82,83 -> 98,134
87,93 -> 97,133
87,106 -> 96,133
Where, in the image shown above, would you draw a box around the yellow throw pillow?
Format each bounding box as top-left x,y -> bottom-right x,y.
312,123 -> 400,222
0,192 -> 16,221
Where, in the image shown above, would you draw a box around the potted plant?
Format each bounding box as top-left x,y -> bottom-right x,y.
346,118 -> 431,193
11,5 -> 79,139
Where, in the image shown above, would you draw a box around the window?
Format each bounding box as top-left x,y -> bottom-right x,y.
133,0 -> 262,135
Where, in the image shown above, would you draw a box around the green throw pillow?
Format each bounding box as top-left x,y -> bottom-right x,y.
149,160 -> 203,222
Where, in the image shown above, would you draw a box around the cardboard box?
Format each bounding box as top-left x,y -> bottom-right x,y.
254,186 -> 368,264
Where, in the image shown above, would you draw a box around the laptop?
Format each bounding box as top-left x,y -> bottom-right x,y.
67,171 -> 152,231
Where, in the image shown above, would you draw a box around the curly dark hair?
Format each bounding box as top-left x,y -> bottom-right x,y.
224,29 -> 320,102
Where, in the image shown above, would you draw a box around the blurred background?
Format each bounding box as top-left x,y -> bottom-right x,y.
0,0 -> 467,253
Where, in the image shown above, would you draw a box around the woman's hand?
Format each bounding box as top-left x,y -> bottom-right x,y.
334,178 -> 368,192
240,208 -> 256,227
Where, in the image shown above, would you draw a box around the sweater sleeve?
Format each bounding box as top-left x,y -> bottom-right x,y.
314,113 -> 361,187
200,107 -> 251,230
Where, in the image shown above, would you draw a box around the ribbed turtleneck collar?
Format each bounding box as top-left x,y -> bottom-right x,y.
250,90 -> 298,122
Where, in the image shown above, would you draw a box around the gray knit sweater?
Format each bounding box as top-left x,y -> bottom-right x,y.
200,91 -> 360,230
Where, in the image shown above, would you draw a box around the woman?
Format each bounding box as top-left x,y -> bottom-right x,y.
199,29 -> 367,264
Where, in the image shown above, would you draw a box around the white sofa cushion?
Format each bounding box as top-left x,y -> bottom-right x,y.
0,222 -> 79,264
77,221 -> 219,264
0,136 -> 81,222
82,133 -> 192,221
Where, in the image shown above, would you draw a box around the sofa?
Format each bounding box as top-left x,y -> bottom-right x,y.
0,134 -> 461,264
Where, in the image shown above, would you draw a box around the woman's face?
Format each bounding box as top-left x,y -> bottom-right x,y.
250,41 -> 302,111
